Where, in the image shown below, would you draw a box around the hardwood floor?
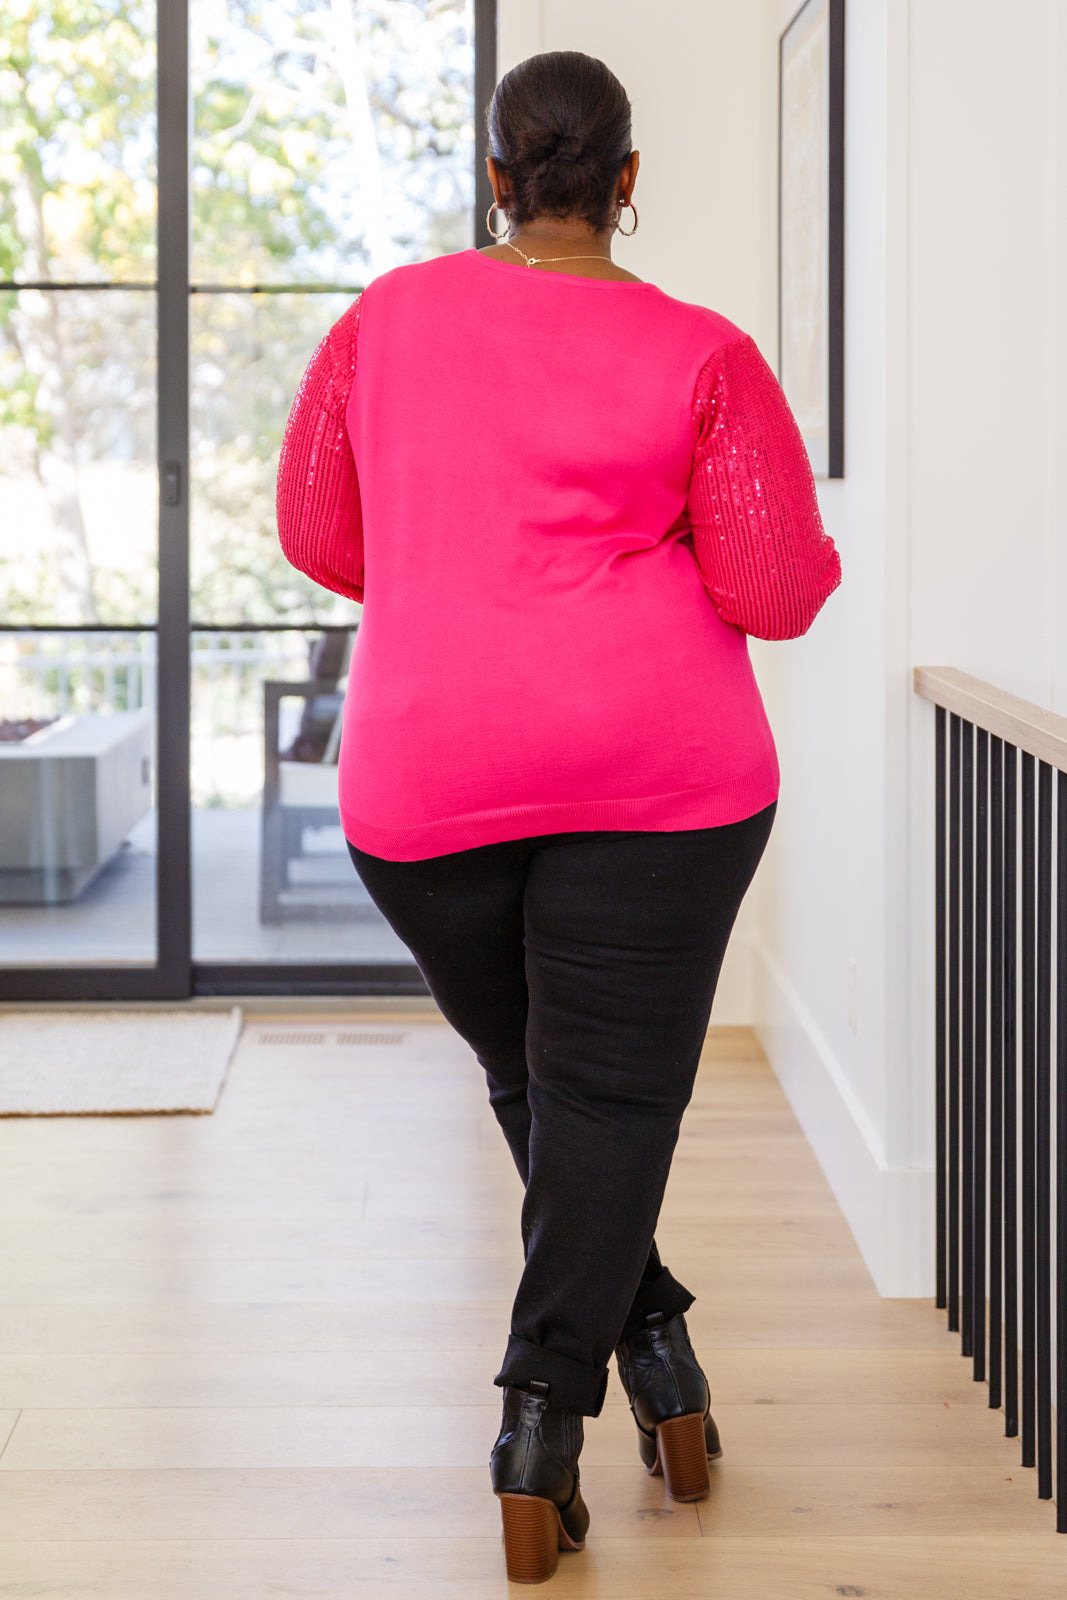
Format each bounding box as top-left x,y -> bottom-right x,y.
0,1013 -> 1061,1596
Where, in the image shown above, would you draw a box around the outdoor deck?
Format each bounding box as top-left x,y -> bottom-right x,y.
0,809 -> 410,968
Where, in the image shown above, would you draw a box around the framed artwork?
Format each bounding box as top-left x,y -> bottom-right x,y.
778,0 -> 845,479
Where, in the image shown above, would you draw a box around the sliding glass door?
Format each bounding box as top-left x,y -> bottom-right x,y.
0,0 -> 493,998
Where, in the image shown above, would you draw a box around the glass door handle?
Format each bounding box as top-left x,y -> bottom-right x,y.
161,461 -> 182,506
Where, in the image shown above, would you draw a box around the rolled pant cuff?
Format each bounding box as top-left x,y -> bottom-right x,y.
616,1265 -> 696,1345
494,1334 -> 610,1417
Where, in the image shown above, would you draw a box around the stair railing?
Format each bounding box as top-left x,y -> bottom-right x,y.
915,665 -> 1067,1529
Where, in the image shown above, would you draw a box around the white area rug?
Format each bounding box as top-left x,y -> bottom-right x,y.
0,1008 -> 242,1115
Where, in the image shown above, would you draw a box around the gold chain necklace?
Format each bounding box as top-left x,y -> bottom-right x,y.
502,238 -> 612,269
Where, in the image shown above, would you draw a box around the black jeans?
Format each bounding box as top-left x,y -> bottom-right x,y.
347,803 -> 775,1417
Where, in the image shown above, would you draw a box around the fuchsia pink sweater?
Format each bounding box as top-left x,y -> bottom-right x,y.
277,248 -> 841,860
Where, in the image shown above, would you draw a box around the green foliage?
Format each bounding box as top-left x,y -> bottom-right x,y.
0,0 -> 157,281
192,0 -> 338,282
0,0 -> 473,628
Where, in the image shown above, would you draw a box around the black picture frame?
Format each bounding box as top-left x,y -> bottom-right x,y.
778,0 -> 845,479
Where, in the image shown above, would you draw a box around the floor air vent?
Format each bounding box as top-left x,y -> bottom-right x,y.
255,1031 -> 328,1046
335,1030 -> 407,1046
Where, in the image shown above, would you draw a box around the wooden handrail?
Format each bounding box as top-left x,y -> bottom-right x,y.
914,666 -> 1067,771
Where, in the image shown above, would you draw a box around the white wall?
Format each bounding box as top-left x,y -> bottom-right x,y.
500,0 -> 771,327
751,0 -> 1067,1294
908,1 -> 1065,709
750,0 -> 913,1293
494,0 -> 1067,1293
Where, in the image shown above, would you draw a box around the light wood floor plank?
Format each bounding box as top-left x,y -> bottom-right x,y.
0,1291 -> 962,1354
0,1399 -> 1031,1474
0,1346 -> 991,1410
0,1210 -> 859,1262
0,1465 -> 701,1541
0,1536 -> 1064,1599
0,1250 -> 880,1305
2,1460 -> 1051,1541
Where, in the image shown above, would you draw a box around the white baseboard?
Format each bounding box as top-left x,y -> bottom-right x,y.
752,940 -> 935,1297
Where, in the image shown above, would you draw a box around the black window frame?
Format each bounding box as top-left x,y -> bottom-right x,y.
0,0 -> 496,1001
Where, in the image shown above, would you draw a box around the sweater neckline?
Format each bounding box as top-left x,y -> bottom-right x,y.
464,247 -> 658,289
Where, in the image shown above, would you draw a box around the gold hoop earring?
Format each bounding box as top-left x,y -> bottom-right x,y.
486,201 -> 509,240
615,200 -> 638,237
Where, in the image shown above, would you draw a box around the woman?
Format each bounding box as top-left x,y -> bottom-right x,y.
277,50 -> 840,1585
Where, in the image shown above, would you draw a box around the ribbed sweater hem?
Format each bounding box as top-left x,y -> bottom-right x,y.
340,765 -> 780,862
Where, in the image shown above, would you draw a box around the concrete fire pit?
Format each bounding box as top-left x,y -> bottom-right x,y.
0,711 -> 154,903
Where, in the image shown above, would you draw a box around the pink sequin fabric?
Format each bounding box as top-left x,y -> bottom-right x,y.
276,295 -> 364,602
688,335 -> 841,639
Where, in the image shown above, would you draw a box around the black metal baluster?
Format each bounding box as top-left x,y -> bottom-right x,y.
961,722 -> 975,1357
988,736 -> 1004,1410
1004,742 -> 1019,1439
930,708 -> 1067,1528
1056,768 -> 1067,1532
1021,751 -> 1037,1467
1035,762 -> 1053,1497
949,714 -> 962,1333
973,728 -> 988,1382
936,706 -> 948,1310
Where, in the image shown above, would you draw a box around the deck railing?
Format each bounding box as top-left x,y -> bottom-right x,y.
0,630 -> 316,721
0,630 -> 320,807
915,665 -> 1067,1530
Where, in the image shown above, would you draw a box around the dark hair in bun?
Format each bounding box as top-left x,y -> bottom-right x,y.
487,52 -> 633,231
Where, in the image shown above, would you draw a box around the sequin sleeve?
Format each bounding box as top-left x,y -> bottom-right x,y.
686,334 -> 841,640
276,295 -> 364,603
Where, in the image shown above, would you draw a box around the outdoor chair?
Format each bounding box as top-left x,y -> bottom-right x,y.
259,631 -> 356,925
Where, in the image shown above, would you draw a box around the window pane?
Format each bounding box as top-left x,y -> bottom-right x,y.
191,628 -> 409,962
0,630 -> 157,965
0,289 -> 157,626
191,290 -> 358,626
192,0 -> 474,285
0,1 -> 157,283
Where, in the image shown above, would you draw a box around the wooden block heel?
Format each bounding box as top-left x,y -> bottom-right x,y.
655,1411 -> 713,1502
497,1491 -> 584,1584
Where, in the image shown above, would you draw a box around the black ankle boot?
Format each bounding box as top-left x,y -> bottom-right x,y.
614,1310 -> 721,1502
490,1380 -> 590,1584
